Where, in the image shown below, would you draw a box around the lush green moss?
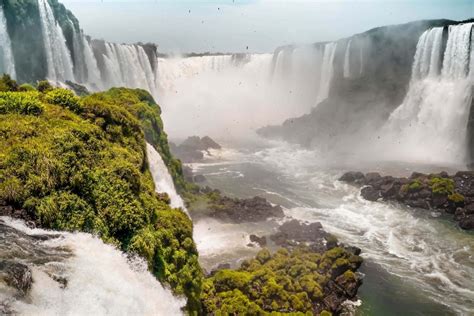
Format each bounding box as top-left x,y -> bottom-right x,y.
202,247 -> 361,314
0,85 -> 203,312
401,178 -> 423,192
83,88 -> 190,192
429,177 -> 455,195
448,192 -> 465,203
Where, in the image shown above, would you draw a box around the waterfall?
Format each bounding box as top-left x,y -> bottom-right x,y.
317,42 -> 337,103
70,20 -> 87,83
37,0 -> 74,82
343,40 -> 352,78
146,143 -> 187,212
382,23 -> 474,164
0,6 -> 15,79
82,35 -> 102,90
0,217 -> 184,315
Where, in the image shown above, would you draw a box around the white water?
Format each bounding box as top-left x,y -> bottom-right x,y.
343,40 -> 352,78
317,42 -> 337,103
82,35 -> 103,90
192,142 -> 474,315
381,23 -> 474,165
0,6 -> 15,79
37,0 -> 75,82
1,217 -> 184,315
146,143 -> 187,211
157,49 -> 339,139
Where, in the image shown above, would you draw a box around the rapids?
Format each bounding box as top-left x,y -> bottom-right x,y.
0,217 -> 184,315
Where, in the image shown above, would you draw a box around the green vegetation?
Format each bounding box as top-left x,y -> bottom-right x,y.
429,177 -> 455,195
448,192 -> 465,204
401,178 -> 423,192
202,247 -> 361,314
0,78 -> 202,312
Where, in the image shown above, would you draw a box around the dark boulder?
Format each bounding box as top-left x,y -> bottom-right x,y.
249,234 -> 267,247
339,172 -> 365,184
361,186 -> 380,201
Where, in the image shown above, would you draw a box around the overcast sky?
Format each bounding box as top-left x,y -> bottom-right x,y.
61,0 -> 473,53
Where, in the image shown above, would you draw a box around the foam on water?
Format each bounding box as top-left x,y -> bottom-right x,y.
0,217 -> 184,315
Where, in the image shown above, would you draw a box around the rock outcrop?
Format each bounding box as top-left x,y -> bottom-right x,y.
340,171 -> 474,230
170,136 -> 221,163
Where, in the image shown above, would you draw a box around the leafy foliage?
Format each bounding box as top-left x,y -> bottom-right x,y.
429,177 -> 455,195
202,247 -> 361,314
0,85 -> 203,312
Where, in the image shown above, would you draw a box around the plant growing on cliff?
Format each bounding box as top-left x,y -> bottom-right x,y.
0,84 -> 203,312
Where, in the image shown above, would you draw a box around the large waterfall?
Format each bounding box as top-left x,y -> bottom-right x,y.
0,6 -> 15,79
38,0 -> 75,82
381,23 -> 474,165
146,143 -> 187,212
0,217 -> 184,315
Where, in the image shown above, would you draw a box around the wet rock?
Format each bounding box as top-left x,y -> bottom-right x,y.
360,186 -> 380,201
1,262 -> 33,296
459,215 -> 474,230
170,136 -> 221,163
249,234 -> 267,247
269,220 -> 327,247
340,171 -> 474,230
339,172 -> 365,183
209,196 -> 284,223
193,174 -> 206,183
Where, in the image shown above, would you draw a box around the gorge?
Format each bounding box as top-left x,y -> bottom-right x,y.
0,0 -> 473,315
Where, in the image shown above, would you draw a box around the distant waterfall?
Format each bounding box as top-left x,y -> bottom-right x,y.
317,42 -> 337,103
146,143 -> 187,212
0,217 -> 185,315
38,0 -> 75,82
343,40 -> 352,78
383,23 -> 474,164
0,6 -> 15,79
82,35 -> 102,90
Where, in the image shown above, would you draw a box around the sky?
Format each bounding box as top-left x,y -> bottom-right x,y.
61,0 -> 473,53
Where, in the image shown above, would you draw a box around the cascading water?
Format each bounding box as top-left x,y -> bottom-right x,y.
0,217 -> 184,315
0,6 -> 16,79
381,23 -> 474,165
82,35 -> 103,90
37,0 -> 75,82
343,40 -> 352,78
146,143 -> 187,211
317,42 -> 337,103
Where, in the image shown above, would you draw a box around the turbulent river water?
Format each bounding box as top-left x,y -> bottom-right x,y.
190,140 -> 474,316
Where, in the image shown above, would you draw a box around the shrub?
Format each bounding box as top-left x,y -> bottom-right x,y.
0,91 -> 43,115
37,80 -> 53,93
18,83 -> 36,92
45,88 -> 82,113
0,74 -> 18,92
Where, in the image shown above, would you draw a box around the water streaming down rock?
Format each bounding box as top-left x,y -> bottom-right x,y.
317,42 -> 338,103
382,23 -> 474,165
343,40 -> 352,78
0,6 -> 15,79
0,217 -> 184,315
37,0 -> 75,82
146,143 -> 187,212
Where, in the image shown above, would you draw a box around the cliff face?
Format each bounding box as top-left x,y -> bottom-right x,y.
2,0 -> 159,92
258,19 -> 473,155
